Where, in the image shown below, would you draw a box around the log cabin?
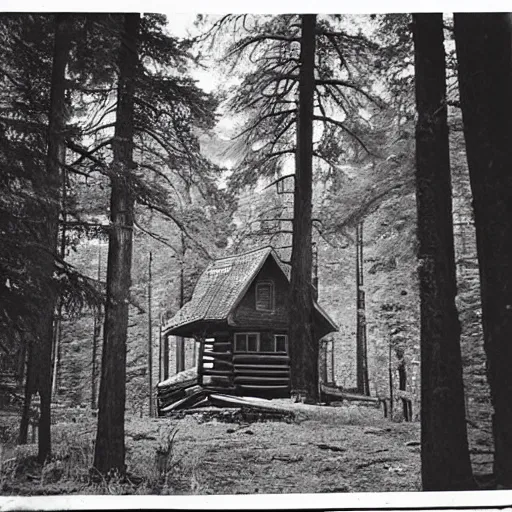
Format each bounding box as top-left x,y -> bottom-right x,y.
161,246 -> 338,398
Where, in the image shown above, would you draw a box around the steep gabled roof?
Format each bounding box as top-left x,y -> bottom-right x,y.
162,246 -> 338,336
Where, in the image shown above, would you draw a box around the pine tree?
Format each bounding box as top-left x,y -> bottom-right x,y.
32,13 -> 74,462
288,14 -> 317,401
412,13 -> 473,491
454,13 -> 512,489
93,13 -> 140,476
0,14 -> 97,459
207,14 -> 382,401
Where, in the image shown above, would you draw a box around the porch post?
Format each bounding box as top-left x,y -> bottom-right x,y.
197,337 -> 205,387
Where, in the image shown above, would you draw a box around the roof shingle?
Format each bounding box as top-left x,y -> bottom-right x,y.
162,246 -> 337,335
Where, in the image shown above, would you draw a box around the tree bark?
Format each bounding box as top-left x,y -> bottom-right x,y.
289,14 -> 318,403
19,338 -> 35,445
388,341 -> 394,420
356,222 -> 369,395
454,13 -> 512,489
36,13 -> 72,463
412,13 -> 473,491
51,148 -> 68,399
93,13 -> 140,476
91,245 -> 102,410
147,251 -> 153,417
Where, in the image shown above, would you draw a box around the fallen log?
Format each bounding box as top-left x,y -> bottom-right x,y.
320,383 -> 381,403
160,390 -> 207,413
158,379 -> 198,398
157,367 -> 197,389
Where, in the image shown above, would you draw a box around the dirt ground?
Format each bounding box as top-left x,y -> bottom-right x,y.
165,403 -> 421,494
0,401 -> 421,495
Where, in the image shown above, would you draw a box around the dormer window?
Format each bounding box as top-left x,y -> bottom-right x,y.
255,280 -> 274,311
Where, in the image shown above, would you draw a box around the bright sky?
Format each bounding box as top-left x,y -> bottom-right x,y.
2,0 -> 510,13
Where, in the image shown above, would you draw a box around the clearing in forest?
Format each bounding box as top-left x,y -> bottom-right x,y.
0,403 -> 420,495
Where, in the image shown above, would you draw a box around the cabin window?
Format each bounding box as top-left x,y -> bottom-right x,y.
274,334 -> 288,353
234,333 -> 260,352
234,333 -> 288,353
255,281 -> 274,311
260,335 -> 274,352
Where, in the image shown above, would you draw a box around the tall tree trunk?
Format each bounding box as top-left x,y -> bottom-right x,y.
147,251 -> 153,417
19,338 -> 35,445
356,222 -> 369,395
91,244 -> 102,409
289,14 -> 317,403
388,341 -> 394,420
51,151 -> 68,399
412,13 -> 473,491
93,13 -> 140,476
36,13 -> 72,463
454,13 -> 512,489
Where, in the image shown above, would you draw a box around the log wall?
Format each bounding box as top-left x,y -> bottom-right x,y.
199,330 -> 291,398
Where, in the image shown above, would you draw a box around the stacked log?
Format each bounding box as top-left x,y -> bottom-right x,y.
201,339 -> 235,393
233,353 -> 290,398
157,367 -> 203,414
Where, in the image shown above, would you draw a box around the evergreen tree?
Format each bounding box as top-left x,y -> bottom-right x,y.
207,13 -> 382,401
0,13 -> 101,456
93,13 -> 139,476
454,13 -> 512,489
88,13 -> 222,474
412,13 -> 473,491
288,14 -> 317,401
35,13 -> 73,462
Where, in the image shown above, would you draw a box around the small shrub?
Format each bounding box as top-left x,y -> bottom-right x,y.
41,460 -> 64,485
0,449 -> 18,492
154,428 -> 178,490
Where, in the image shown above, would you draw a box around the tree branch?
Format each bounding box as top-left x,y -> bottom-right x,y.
263,173 -> 295,191
316,79 -> 384,107
65,138 -> 108,168
313,115 -> 373,155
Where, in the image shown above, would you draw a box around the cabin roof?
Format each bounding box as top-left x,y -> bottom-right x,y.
162,246 -> 338,336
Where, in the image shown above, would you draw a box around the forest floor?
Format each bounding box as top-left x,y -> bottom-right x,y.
0,401 -> 421,496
